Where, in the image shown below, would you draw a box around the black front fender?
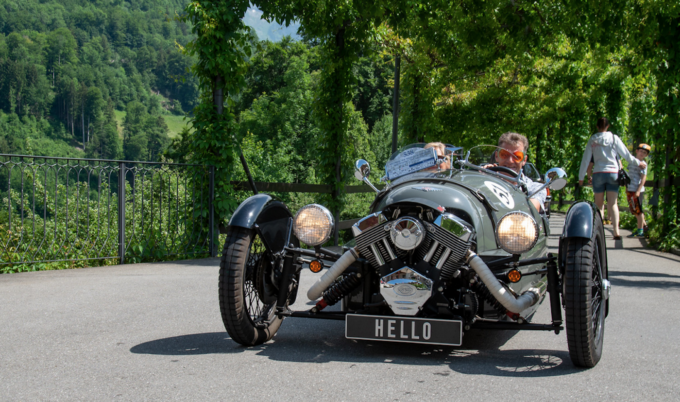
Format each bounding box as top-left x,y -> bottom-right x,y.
228,194 -> 275,229
228,194 -> 296,254
562,201 -> 598,239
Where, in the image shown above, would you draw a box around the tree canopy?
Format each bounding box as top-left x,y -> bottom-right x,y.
1,0 -> 678,241
178,0 -> 678,236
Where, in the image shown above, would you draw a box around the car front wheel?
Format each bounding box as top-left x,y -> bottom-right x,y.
219,227 -> 283,346
563,213 -> 607,368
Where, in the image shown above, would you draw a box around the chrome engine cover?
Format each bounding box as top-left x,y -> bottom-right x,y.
390,217 -> 425,251
380,267 -> 433,316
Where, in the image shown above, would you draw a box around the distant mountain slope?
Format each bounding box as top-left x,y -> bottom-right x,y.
0,0 -> 197,161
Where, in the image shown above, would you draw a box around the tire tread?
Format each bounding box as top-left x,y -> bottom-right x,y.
564,214 -> 605,368
219,227 -> 282,346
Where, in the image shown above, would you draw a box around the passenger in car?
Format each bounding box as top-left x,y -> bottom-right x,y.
424,142 -> 451,171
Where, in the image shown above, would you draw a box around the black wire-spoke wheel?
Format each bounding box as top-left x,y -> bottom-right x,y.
219,227 -> 283,346
564,212 -> 608,368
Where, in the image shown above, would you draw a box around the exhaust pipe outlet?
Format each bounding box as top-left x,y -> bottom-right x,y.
466,250 -> 541,314
307,248 -> 359,301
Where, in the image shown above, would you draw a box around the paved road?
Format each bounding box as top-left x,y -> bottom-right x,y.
1,215 -> 679,401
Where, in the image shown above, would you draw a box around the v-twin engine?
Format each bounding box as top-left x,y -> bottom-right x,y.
353,211 -> 474,281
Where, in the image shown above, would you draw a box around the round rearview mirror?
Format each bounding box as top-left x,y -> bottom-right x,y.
549,178 -> 568,191
355,159 -> 371,181
544,167 -> 567,190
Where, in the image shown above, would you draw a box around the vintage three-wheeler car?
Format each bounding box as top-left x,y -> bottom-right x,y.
218,143 -> 609,368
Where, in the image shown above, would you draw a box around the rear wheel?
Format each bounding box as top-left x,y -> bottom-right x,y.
564,214 -> 607,367
219,227 -> 282,346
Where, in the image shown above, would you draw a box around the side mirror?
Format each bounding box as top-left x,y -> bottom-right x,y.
354,159 -> 371,181
354,159 -> 380,193
545,167 -> 567,191
528,167 -> 568,199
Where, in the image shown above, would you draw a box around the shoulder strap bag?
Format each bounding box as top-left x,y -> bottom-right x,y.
613,134 -> 631,187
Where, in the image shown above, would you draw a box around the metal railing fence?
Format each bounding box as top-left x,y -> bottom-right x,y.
1,154 -> 215,268
2,153 -> 675,269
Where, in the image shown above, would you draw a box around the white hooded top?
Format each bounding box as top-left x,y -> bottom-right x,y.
578,131 -> 641,181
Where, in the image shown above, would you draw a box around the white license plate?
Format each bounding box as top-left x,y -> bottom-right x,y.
345,314 -> 462,346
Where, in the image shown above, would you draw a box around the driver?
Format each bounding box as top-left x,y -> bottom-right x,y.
489,132 -> 546,212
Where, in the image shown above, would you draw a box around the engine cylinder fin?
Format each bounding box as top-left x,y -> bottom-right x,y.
422,240 -> 439,263
427,226 -> 470,262
431,244 -> 444,264
440,260 -> 463,281
355,224 -> 391,268
415,236 -> 432,262
375,241 -> 391,264
369,243 -> 385,266
435,248 -> 452,269
382,238 -> 398,260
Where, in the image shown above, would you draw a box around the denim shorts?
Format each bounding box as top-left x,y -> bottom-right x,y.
592,173 -> 619,193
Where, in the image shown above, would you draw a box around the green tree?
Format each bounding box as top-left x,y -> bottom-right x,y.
123,101 -> 149,161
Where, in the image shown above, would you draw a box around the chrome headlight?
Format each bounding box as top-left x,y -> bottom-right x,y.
495,211 -> 539,255
293,204 -> 334,246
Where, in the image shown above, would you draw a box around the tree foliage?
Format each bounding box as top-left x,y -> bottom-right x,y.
2,0 -> 678,253
0,0 -> 198,160
181,0 -> 678,238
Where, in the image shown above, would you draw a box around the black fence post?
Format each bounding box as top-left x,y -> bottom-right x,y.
209,165 -> 216,258
118,162 -> 126,264
558,190 -> 563,209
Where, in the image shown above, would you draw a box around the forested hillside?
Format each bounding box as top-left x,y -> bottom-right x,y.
0,0 -> 198,161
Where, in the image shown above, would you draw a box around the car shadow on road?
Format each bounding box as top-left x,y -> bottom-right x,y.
608,270 -> 680,289
607,277 -> 680,289
130,322 -> 580,378
609,270 -> 680,279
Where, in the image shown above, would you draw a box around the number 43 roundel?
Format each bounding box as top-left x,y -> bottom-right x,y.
484,181 -> 515,209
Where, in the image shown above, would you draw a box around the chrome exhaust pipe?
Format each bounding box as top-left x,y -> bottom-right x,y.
307,248 -> 359,300
465,250 -> 544,314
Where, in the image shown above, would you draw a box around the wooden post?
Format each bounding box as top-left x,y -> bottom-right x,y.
333,28 -> 346,246
214,75 -> 257,195
392,55 -> 401,154
663,143 -> 672,232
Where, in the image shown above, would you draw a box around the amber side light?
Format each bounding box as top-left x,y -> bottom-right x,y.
507,269 -> 522,283
309,260 -> 323,273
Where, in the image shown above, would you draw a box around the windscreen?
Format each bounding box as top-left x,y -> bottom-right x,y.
384,143 -> 461,182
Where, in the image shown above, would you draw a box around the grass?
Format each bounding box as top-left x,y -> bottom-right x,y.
114,110 -> 125,139
163,114 -> 192,138
112,110 -> 191,139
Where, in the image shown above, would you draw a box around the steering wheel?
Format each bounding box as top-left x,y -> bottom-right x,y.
487,165 -> 520,178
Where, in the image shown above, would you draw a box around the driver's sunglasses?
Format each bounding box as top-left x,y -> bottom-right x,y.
497,148 -> 525,163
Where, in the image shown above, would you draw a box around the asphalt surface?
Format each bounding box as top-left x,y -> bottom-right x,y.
1,214 -> 679,401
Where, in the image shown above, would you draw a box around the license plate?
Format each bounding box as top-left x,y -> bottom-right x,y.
345,314 -> 462,346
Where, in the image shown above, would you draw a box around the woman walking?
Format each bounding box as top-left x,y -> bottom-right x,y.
578,118 -> 647,240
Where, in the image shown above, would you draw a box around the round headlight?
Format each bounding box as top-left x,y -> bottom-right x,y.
293,204 -> 334,246
495,211 -> 539,255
